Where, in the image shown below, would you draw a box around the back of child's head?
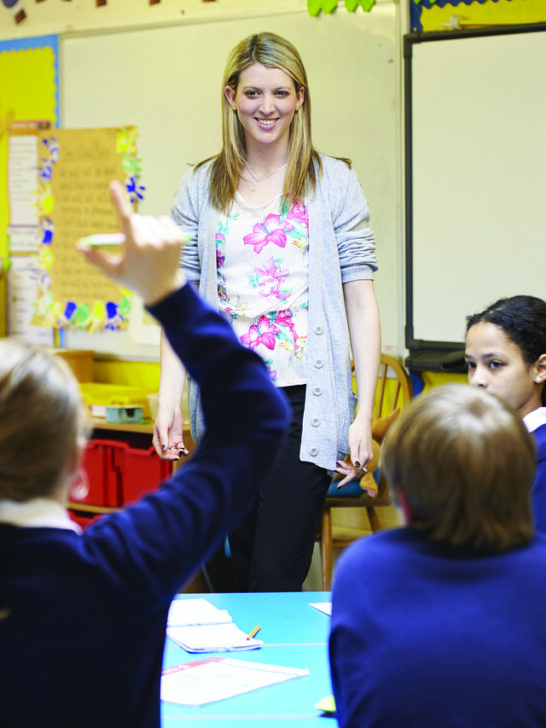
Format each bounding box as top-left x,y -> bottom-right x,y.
382,384 -> 536,552
0,339 -> 86,502
466,295 -> 546,406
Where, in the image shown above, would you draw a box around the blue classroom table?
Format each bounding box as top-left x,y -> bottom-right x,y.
161,591 -> 334,726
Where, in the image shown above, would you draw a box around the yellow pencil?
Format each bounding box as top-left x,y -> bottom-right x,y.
246,624 -> 262,640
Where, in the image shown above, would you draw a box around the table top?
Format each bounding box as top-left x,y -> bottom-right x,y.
161,591 -> 334,726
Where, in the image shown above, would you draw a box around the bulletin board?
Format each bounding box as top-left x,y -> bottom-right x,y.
404,24 -> 546,371
58,6 -> 400,358
0,34 -> 58,339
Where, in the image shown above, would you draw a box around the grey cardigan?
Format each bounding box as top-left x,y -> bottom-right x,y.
172,154 -> 378,470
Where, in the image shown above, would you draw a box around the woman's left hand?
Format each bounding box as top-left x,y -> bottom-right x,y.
334,418 -> 373,489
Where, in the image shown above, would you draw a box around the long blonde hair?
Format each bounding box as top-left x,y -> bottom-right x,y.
0,339 -> 87,502
200,32 -> 323,212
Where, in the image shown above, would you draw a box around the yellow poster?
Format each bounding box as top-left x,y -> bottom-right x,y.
33,126 -> 144,332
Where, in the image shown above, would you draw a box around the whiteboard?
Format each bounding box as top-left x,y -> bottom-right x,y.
59,6 -> 399,358
406,25 -> 546,356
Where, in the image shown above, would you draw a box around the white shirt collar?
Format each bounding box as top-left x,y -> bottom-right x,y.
0,498 -> 81,534
523,407 -> 546,434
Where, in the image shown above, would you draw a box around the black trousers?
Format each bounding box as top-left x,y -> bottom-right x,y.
229,385 -> 332,592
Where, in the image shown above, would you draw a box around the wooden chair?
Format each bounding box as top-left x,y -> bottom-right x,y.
317,354 -> 413,590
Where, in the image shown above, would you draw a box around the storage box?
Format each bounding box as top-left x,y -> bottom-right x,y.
105,405 -> 144,424
74,439 -> 124,508
72,438 -> 171,509
79,382 -> 153,419
111,442 -> 171,505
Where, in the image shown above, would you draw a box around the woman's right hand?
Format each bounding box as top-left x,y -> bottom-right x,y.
152,405 -> 188,460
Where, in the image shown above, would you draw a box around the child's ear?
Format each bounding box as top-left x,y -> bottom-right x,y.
394,486 -> 414,525
66,438 -> 89,503
535,353 -> 546,385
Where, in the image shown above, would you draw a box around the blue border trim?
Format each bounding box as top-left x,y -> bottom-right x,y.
0,34 -> 59,127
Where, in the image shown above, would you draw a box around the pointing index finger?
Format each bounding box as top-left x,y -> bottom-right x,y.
109,180 -> 134,240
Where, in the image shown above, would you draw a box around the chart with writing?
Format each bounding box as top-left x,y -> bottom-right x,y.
32,126 -> 144,332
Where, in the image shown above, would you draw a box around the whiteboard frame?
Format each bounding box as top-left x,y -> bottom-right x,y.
404,23 -> 546,372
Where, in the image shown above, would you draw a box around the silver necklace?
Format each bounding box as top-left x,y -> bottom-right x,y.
244,163 -> 287,192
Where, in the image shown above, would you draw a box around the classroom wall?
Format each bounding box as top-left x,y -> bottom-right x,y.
0,0 -> 311,38
1,0 -> 404,380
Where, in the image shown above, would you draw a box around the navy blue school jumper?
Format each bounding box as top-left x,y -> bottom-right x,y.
330,526 -> 546,728
531,423 -> 546,533
0,283 -> 288,727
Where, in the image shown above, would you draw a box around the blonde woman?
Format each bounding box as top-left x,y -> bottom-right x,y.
154,32 -> 381,591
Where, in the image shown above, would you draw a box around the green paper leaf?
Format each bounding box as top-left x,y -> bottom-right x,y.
324,0 -> 339,12
119,297 -> 131,318
345,0 -> 360,11
73,303 -> 91,328
360,0 -> 376,10
307,0 -> 322,17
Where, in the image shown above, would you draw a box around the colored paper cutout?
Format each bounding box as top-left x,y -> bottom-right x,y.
307,0 -> 376,15
1,0 -> 27,24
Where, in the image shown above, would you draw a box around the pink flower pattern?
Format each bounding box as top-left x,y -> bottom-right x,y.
240,315 -> 278,351
243,214 -> 294,254
216,198 -> 309,383
254,257 -> 290,301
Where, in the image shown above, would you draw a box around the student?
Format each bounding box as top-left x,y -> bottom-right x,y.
330,384 -> 546,728
465,295 -> 546,531
0,181 -> 288,727
153,31 -> 381,592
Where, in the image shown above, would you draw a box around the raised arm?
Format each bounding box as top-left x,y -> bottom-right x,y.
78,181 -> 289,591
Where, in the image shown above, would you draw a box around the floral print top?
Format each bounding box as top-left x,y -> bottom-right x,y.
216,193 -> 310,386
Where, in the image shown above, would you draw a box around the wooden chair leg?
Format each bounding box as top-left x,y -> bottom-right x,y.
320,507 -> 333,591
366,506 -> 382,533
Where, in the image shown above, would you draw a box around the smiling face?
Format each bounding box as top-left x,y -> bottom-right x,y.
465,321 -> 544,418
224,62 -> 304,154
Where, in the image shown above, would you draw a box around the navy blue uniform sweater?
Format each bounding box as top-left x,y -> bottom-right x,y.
330,526 -> 546,728
0,284 -> 288,727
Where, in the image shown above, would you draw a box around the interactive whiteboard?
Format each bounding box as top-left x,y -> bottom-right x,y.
405,25 -> 546,369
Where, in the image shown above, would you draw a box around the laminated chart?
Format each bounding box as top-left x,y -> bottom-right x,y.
33,126 -> 144,332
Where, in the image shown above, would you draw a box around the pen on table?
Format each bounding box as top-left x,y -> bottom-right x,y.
78,231 -> 193,247
246,624 -> 262,640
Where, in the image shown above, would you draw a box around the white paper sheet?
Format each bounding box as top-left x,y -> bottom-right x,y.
166,622 -> 263,653
8,135 -> 39,227
167,598 -> 231,627
161,657 -> 309,706
7,256 -> 53,346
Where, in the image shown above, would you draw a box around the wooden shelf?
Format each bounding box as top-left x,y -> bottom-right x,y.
90,416 -> 155,435
68,501 -> 120,515
89,417 -> 195,453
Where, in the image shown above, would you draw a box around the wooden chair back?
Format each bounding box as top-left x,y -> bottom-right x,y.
317,354 -> 413,590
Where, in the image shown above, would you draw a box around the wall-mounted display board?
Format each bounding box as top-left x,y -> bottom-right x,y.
404,24 -> 546,372
0,34 -> 59,338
